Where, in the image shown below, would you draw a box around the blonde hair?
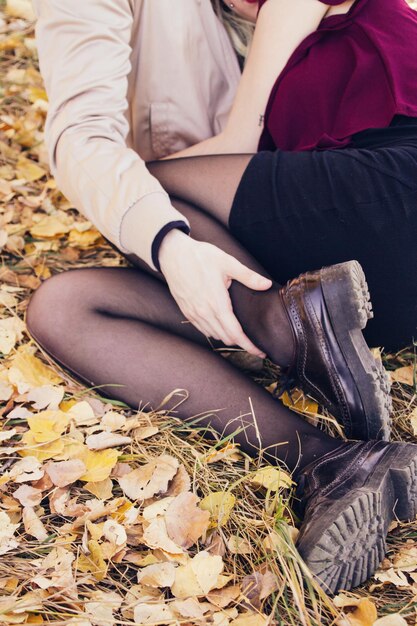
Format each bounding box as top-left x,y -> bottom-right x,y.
210,0 -> 254,59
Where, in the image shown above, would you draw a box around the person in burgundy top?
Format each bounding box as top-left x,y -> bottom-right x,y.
27,0 -> 417,594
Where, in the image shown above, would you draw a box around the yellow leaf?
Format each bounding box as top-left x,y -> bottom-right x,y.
19,431 -> 65,462
350,600 -> 378,626
28,87 -> 48,103
171,551 -> 224,598
84,478 -> 114,500
79,449 -> 119,482
76,540 -> 107,581
7,345 -> 63,391
30,215 -> 72,238
27,410 -> 69,443
199,492 -> 236,528
6,0 -> 36,20
249,467 -> 293,492
281,388 -> 319,416
15,155 -> 46,182
67,229 -> 103,249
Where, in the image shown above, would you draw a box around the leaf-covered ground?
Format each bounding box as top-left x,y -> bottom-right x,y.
2,1 -> 417,624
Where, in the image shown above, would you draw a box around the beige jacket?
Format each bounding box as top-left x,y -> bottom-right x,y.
32,0 -> 241,270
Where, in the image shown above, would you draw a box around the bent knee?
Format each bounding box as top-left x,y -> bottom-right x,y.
26,269 -> 90,347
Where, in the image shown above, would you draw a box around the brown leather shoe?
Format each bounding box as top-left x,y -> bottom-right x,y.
294,440 -> 417,594
279,260 -> 392,440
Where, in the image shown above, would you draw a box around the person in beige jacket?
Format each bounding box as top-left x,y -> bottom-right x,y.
26,0 -> 417,594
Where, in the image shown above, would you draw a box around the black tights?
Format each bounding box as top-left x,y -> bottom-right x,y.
26,155 -> 345,472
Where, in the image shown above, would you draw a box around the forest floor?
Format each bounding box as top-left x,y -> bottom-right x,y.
1,1 -> 417,625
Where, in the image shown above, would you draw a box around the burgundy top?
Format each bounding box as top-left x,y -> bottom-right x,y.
256,0 -> 417,151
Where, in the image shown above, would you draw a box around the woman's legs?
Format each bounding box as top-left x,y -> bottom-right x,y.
146,149 -> 417,350
26,266 -> 342,472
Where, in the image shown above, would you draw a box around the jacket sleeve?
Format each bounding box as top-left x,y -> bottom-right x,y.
32,0 -> 191,271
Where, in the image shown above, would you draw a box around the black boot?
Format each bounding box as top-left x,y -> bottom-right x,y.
279,260 -> 392,440
294,439 -> 417,594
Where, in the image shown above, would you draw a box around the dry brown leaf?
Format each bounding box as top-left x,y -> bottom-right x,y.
137,562 -> 177,588
391,365 -> 415,386
119,454 -> 179,501
9,456 -> 44,483
374,568 -> 410,588
85,431 -> 131,451
32,547 -> 75,590
206,584 -> 241,609
5,0 -> 36,22
143,516 -> 183,554
226,535 -> 252,555
0,511 -> 19,555
165,463 -> 191,496
133,602 -> 176,625
165,492 -> 210,549
13,484 -> 42,507
229,613 -> 269,626
171,551 -> 224,598
103,519 -> 127,546
241,570 -> 279,609
45,459 -> 87,487
22,507 -> 48,541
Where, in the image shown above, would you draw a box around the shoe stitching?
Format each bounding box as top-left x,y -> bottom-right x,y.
310,441 -> 376,494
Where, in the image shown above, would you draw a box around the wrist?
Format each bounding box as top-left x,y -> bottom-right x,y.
158,228 -> 192,272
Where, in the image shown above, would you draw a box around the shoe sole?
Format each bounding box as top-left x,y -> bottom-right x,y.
297,443 -> 417,594
320,260 -> 392,440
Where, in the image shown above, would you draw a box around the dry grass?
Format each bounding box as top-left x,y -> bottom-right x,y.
1,2 -> 417,624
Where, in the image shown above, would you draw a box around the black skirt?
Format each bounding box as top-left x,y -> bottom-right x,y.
228,115 -> 417,351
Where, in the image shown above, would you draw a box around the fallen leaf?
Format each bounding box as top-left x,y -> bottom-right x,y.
137,562 -> 177,587
165,492 -> 210,549
45,459 -> 87,487
86,432 -> 131,451
119,454 -> 179,501
26,385 -> 64,410
9,456 -> 44,483
5,0 -> 36,21
13,485 -> 43,507
200,492 -> 236,528
84,478 -> 114,500
103,519 -> 127,546
391,365 -> 415,386
23,507 -> 48,541
77,540 -> 107,581
374,568 -> 410,588
242,570 -> 278,609
79,449 -> 119,482
226,535 -> 252,555
30,214 -> 72,238
249,467 -> 293,492
171,551 -> 224,598
7,345 -> 62,392
27,410 -> 69,443
133,603 -> 176,625
0,511 -> 19,555
230,613 -> 269,626
0,317 -> 25,354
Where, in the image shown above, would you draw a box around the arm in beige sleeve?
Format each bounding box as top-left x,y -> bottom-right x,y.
32,0 -> 190,271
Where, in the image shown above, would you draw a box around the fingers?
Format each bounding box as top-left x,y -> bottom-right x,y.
184,292 -> 266,358
227,256 -> 273,291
